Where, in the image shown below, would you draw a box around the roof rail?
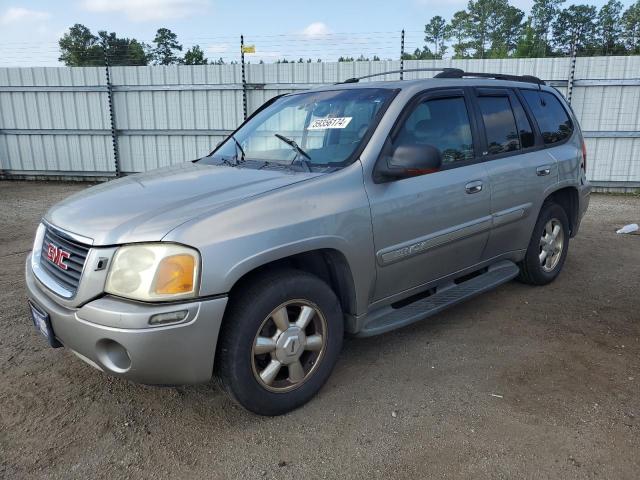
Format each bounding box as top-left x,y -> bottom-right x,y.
434,69 -> 545,85
340,67 -> 461,84
339,68 -> 545,86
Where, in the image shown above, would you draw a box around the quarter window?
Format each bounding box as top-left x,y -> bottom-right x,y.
521,90 -> 573,145
395,97 -> 474,165
477,96 -> 521,155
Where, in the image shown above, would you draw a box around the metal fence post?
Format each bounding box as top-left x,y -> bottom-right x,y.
567,35 -> 578,105
400,29 -> 405,80
241,35 -> 248,120
103,45 -> 121,177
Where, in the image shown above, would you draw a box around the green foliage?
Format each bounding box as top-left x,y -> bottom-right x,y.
58,2 -> 640,68
552,4 -> 598,55
58,24 -> 149,66
183,45 -> 208,65
152,28 -> 183,65
98,31 -> 149,66
598,1 -> 625,55
530,0 -> 565,56
622,0 -> 640,55
622,1 -> 640,53
449,10 -> 471,58
412,0 -> 640,60
58,24 -> 103,66
424,16 -> 449,59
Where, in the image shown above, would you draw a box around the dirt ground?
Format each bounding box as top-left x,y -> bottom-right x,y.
0,180 -> 638,480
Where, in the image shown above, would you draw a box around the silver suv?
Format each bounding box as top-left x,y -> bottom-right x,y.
26,69 -> 591,415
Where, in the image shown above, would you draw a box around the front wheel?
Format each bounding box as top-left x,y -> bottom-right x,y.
216,269 -> 343,415
518,202 -> 570,285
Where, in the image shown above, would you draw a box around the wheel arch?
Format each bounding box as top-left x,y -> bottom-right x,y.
226,247 -> 358,321
543,186 -> 579,237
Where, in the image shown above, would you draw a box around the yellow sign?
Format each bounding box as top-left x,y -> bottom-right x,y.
242,45 -> 256,54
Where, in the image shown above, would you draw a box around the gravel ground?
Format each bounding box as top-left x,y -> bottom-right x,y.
0,180 -> 639,480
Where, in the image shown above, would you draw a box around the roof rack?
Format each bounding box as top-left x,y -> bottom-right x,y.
340,68 -> 461,84
339,67 -> 545,86
434,69 -> 545,85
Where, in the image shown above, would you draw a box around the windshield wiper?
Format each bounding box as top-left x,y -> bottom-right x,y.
230,134 -> 246,165
274,133 -> 312,172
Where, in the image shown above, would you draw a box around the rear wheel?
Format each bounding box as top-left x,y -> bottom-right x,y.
216,269 -> 343,415
518,202 -> 570,285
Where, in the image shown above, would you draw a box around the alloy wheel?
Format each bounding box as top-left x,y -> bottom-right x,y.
539,218 -> 564,272
251,300 -> 327,392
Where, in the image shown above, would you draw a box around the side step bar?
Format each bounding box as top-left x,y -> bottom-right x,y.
357,260 -> 520,337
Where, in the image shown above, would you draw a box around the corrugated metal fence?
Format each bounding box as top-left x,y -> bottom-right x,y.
1,57 -> 639,188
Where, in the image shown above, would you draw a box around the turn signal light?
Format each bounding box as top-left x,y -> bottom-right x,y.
154,254 -> 196,295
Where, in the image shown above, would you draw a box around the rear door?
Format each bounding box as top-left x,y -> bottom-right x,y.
365,88 -> 492,302
472,87 -> 560,258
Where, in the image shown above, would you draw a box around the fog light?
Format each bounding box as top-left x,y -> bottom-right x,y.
149,310 -> 188,326
95,339 -> 131,373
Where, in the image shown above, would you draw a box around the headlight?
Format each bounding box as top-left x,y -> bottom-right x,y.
105,244 -> 200,302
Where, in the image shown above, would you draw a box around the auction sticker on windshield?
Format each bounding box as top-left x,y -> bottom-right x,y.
307,117 -> 352,130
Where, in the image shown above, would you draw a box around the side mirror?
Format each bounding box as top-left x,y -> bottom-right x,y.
375,143 -> 442,181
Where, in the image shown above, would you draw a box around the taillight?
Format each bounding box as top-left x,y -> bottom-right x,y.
581,140 -> 587,173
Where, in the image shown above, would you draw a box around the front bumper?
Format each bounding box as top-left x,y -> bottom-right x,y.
25,255 -> 228,385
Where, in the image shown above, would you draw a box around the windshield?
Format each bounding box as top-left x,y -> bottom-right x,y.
200,88 -> 396,170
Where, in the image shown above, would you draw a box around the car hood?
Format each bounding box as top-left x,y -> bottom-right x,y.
45,162 -> 317,245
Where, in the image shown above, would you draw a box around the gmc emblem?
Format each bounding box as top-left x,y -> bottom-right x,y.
46,243 -> 71,270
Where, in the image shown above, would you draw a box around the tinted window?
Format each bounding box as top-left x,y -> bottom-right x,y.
511,98 -> 535,148
396,97 -> 473,165
478,96 -> 520,155
521,90 -> 573,145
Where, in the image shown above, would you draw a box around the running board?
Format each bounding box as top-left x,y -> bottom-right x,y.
357,260 -> 520,337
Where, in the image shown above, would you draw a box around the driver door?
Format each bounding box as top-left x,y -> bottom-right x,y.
365,88 -> 492,302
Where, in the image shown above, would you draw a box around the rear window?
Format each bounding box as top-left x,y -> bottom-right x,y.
521,90 -> 573,145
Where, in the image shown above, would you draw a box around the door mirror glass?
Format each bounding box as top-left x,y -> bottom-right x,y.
377,143 -> 442,180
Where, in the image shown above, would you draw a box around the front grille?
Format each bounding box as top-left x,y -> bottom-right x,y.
40,226 -> 90,295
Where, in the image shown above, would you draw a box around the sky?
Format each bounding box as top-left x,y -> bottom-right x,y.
0,0 -> 635,66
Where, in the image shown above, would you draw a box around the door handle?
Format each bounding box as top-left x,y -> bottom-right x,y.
465,180 -> 483,194
536,165 -> 551,176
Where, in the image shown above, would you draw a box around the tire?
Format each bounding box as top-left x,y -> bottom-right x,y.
216,268 -> 343,416
518,202 -> 570,285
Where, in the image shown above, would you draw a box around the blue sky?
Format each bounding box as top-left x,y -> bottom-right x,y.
0,0 -> 635,66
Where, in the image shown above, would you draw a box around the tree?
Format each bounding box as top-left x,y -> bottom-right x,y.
424,16 -> 449,58
466,0 -> 495,58
552,4 -> 598,55
183,45 -> 208,65
514,20 -> 538,57
465,0 -> 522,58
598,0 -> 624,55
622,1 -> 640,53
530,0 -> 565,56
152,28 -> 182,65
58,24 -> 148,66
489,5 -> 524,57
98,31 -> 148,66
58,24 -> 103,66
449,10 -> 471,58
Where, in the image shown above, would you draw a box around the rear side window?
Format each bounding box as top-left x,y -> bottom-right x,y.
395,96 -> 474,165
477,96 -> 520,155
521,90 -> 573,145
